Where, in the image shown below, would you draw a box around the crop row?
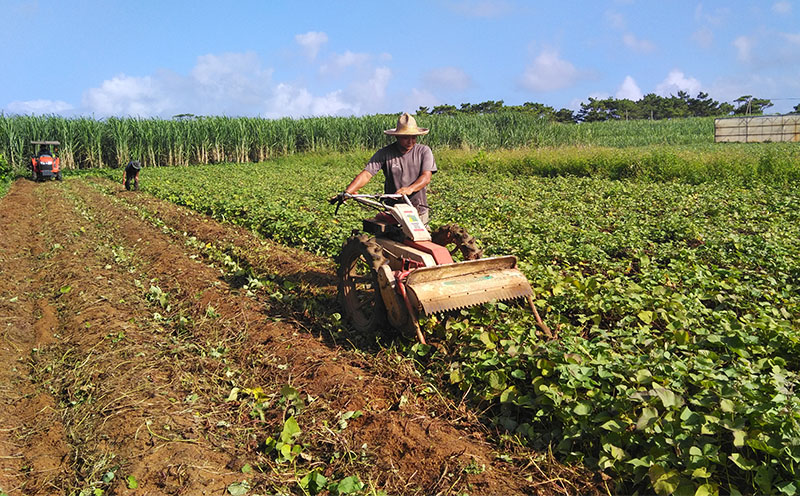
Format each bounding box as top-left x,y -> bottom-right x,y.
1,113 -> 715,173
86,150 -> 800,495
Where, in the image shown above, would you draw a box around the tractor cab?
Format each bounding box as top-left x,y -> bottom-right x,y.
31,140 -> 62,181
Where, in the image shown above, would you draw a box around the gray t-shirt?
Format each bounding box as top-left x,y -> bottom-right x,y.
364,142 -> 437,217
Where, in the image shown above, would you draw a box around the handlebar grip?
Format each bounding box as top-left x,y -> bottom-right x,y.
329,192 -> 347,215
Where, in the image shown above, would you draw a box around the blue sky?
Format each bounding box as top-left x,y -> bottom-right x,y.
3,0 -> 799,118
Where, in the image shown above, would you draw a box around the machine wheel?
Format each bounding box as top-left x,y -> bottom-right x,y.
56,171 -> 63,181
430,224 -> 484,261
337,234 -> 388,333
32,170 -> 38,181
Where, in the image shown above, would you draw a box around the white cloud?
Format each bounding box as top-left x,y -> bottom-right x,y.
520,49 -> 580,92
655,70 -> 702,96
772,1 -> 792,14
622,33 -> 656,53
404,88 -> 439,113
81,52 -> 280,117
705,73 -> 800,113
605,11 -> 626,30
295,31 -> 328,60
319,51 -> 371,75
733,35 -> 754,63
191,53 -> 269,84
83,51 -> 381,118
5,99 -> 74,115
264,83 -> 354,118
616,76 -> 643,100
692,27 -> 714,49
422,66 -> 473,92
348,67 -> 392,108
447,0 -> 512,18
191,52 -> 273,104
693,5 -> 729,26
586,92 -> 610,102
77,46 -> 397,119
82,74 -> 170,116
783,32 -> 800,45
723,31 -> 800,69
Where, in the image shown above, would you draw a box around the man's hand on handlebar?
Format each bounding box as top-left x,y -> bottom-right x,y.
328,191 -> 349,204
329,191 -> 351,214
394,186 -> 414,196
329,192 -> 412,215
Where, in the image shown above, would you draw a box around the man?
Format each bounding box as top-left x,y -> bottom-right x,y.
122,160 -> 141,191
343,112 -> 437,223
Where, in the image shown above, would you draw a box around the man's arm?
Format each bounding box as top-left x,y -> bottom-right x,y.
344,170 -> 373,195
395,170 -> 432,197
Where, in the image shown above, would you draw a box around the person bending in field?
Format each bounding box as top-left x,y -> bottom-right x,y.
342,112 -> 437,223
122,160 -> 141,191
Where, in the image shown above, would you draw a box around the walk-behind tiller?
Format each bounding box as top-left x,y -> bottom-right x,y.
330,193 -> 549,344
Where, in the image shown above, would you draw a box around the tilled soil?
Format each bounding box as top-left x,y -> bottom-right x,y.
0,178 -> 603,495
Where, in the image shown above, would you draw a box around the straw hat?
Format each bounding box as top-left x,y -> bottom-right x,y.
384,112 -> 429,136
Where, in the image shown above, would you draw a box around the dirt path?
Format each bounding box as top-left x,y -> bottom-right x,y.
0,178 -> 602,495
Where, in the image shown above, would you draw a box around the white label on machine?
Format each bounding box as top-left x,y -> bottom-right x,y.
391,204 -> 431,242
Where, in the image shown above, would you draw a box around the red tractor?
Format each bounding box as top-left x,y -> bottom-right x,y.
30,141 -> 62,181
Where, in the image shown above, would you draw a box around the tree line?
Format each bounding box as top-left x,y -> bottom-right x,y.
417,92 -> 799,123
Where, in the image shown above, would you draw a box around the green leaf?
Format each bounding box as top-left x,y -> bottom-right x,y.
573,402 -> 593,416
649,465 -> 681,496
280,385 -> 300,402
603,443 -> 626,461
653,386 -> 684,409
300,470 -> 328,494
635,369 -> 653,384
673,329 -> 690,345
746,438 -> 781,457
754,466 -> 774,493
499,386 -> 517,403
280,416 -> 301,444
694,483 -> 718,496
636,407 -> 659,430
329,475 -> 364,495
638,310 -> 654,324
728,453 -> 756,471
227,480 -> 250,495
60,285 -> 72,294
777,481 -> 797,496
720,398 -> 735,413
479,331 -> 496,349
126,475 -> 139,489
600,419 -> 623,432
337,410 -> 363,429
487,370 -> 506,390
732,430 -> 746,447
